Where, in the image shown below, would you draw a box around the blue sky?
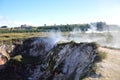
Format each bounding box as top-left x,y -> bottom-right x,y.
0,0 -> 120,27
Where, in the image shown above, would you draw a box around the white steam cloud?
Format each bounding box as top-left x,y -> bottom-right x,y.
48,25 -> 120,49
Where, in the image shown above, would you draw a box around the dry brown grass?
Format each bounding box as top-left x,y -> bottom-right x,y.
0,32 -> 45,41
0,32 -> 71,42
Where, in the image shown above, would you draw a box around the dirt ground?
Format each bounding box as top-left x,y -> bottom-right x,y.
87,47 -> 120,80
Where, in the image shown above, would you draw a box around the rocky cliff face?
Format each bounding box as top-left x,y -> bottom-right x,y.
0,37 -> 98,80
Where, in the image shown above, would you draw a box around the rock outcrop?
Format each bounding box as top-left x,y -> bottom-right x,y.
0,37 -> 98,80
0,53 -> 8,66
0,47 -> 9,66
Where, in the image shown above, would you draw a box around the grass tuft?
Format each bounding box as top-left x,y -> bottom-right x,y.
95,51 -> 107,62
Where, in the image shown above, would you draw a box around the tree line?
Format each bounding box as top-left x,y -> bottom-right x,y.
0,22 -> 106,33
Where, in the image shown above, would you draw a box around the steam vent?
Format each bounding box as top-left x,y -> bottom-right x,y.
0,37 -> 98,80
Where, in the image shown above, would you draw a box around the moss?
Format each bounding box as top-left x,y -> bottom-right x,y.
48,52 -> 56,73
12,55 -> 22,62
49,59 -> 56,73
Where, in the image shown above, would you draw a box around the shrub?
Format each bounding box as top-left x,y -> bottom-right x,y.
95,51 -> 107,62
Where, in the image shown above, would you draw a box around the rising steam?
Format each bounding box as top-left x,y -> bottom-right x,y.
48,24 -> 120,48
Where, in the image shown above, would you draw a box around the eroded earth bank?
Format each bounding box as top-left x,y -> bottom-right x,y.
0,37 -> 119,80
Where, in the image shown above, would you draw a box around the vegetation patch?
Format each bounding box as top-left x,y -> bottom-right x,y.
95,51 -> 107,62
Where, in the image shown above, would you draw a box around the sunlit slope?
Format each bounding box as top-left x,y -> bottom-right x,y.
85,47 -> 120,80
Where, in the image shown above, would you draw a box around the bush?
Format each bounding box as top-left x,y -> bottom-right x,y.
95,51 -> 107,62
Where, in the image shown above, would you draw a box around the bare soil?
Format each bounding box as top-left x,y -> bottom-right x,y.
87,47 -> 120,80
